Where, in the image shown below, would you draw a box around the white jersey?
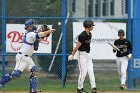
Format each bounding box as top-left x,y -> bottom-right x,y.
19,31 -> 37,56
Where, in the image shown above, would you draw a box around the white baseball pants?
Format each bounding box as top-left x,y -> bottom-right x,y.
116,56 -> 128,85
77,51 -> 96,89
15,53 -> 35,72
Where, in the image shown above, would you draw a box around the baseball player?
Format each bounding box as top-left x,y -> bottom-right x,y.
0,19 -> 55,93
113,29 -> 132,90
68,20 -> 97,93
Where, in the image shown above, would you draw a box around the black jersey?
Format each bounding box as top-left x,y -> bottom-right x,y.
114,39 -> 132,57
78,31 -> 92,53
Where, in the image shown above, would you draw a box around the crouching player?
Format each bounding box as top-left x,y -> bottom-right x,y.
0,19 -> 55,93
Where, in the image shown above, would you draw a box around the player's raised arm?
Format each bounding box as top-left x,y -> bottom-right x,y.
38,29 -> 56,38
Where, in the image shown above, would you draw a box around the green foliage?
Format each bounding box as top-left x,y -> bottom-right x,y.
6,0 -> 62,16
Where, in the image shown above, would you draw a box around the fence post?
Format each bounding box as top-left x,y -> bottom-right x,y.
62,0 -> 67,87
131,0 -> 140,89
1,0 -> 6,78
127,0 -> 132,89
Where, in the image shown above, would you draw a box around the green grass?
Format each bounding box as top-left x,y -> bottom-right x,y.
0,71 -> 140,92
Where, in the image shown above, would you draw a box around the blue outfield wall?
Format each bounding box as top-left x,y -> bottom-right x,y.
128,0 -> 140,89
132,0 -> 140,78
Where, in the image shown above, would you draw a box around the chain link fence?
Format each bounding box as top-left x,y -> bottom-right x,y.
0,0 -> 65,92
1,0 -> 138,92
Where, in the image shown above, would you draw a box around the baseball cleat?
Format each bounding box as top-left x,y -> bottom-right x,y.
92,88 -> 97,93
0,84 -> 6,89
29,90 -> 42,93
0,84 -> 3,88
119,84 -> 127,90
0,81 -> 5,89
77,88 -> 89,93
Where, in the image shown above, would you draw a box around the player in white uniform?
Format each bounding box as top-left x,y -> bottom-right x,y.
68,20 -> 97,93
113,29 -> 132,90
0,19 -> 55,93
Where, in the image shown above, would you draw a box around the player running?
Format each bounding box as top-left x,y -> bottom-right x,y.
68,20 -> 97,93
113,29 -> 132,90
0,19 -> 55,93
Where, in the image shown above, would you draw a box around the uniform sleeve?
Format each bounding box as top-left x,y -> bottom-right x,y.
113,40 -> 117,53
26,32 -> 37,43
128,40 -> 132,53
114,40 -> 117,46
78,34 -> 86,43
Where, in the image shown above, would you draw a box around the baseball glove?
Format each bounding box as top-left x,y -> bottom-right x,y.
41,24 -> 50,37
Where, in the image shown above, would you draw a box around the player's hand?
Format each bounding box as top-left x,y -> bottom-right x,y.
127,53 -> 132,59
49,29 -> 56,33
113,47 -> 117,51
68,55 -> 74,61
44,29 -> 55,37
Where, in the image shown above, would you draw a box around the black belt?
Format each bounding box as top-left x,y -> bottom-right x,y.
86,51 -> 90,53
18,52 -> 29,57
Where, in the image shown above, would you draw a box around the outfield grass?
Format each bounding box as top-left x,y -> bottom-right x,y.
0,71 -> 139,92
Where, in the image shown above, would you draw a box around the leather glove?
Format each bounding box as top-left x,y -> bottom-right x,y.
41,24 -> 50,37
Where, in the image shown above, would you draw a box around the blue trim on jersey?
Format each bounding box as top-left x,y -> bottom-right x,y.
36,33 -> 40,39
22,31 -> 34,45
22,31 -> 39,51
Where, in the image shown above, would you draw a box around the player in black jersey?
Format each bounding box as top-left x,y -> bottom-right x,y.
113,29 -> 132,90
68,20 -> 97,93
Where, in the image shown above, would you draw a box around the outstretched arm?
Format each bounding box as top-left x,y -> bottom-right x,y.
38,29 -> 56,38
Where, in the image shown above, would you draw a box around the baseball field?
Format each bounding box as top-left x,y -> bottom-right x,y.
0,92 -> 139,93
0,71 -> 139,93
